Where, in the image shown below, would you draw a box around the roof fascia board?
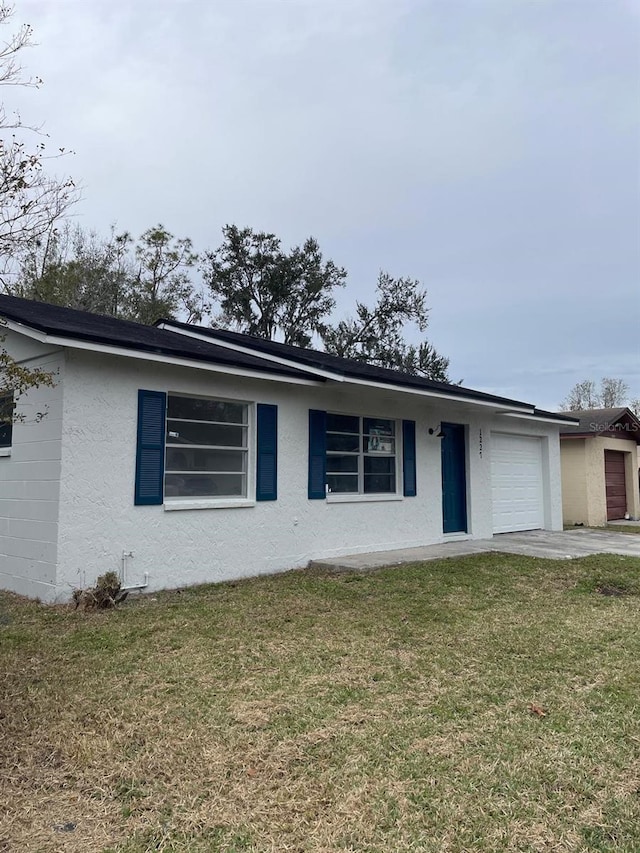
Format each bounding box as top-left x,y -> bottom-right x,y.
499,411 -> 577,425
343,377 -> 534,412
158,322 -> 345,382
618,411 -> 640,430
560,433 -> 598,440
1,318 -> 323,387
1,317 -> 50,344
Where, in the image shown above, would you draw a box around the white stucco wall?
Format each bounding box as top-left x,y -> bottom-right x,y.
45,349 -> 564,602
0,331 -> 65,600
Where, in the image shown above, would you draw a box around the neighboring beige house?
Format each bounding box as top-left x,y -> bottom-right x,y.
560,408 -> 640,526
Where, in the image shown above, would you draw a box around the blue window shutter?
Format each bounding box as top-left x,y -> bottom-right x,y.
402,419 -> 417,497
256,403 -> 278,501
308,409 -> 327,499
134,390 -> 166,506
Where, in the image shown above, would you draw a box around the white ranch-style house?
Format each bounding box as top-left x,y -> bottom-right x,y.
0,294 -> 576,602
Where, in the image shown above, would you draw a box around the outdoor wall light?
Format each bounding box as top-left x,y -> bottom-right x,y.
428,426 -> 446,438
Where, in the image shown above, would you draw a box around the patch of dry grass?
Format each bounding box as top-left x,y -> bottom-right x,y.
1,553 -> 640,852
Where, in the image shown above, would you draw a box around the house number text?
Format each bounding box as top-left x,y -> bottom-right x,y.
478,429 -> 483,458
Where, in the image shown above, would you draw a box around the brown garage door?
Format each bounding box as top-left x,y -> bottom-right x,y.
605,450 -> 627,521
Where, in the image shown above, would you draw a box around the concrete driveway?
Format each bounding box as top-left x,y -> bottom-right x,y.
308,529 -> 640,573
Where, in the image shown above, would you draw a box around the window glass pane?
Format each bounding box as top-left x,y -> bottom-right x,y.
0,395 -> 12,448
0,422 -> 10,448
325,413 -> 397,497
326,432 -> 359,453
166,448 -> 245,473
363,435 -> 395,454
364,473 -> 396,494
165,473 -> 245,498
364,455 -> 395,475
326,454 -> 359,473
168,397 -> 247,424
327,474 -> 359,494
363,418 -> 394,436
167,420 -> 246,448
363,418 -> 395,454
326,413 -> 359,433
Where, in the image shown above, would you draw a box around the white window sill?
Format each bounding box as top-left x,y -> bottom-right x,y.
0,448 -> 11,457
326,493 -> 403,504
164,498 -> 256,511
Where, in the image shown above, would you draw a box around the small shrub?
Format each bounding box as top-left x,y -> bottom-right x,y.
73,571 -> 129,610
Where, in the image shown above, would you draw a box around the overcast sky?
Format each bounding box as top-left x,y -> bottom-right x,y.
9,0 -> 640,409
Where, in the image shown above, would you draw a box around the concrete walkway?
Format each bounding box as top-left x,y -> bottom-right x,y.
308,529 -> 640,573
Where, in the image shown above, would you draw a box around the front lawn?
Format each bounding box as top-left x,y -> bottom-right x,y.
1,553 -> 639,853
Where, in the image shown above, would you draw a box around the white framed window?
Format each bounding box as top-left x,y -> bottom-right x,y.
326,413 -> 397,495
0,392 -> 13,452
164,395 -> 249,499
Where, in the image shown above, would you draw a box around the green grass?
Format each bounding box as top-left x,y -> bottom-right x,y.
563,524 -> 640,535
606,525 -> 640,535
1,553 -> 640,852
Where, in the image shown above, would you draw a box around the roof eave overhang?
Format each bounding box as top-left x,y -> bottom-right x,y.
3,315 -> 562,413
157,321 -> 345,382
343,378 -> 534,413
1,317 -> 324,387
159,321 -> 536,412
499,411 -> 579,425
561,430 -> 640,444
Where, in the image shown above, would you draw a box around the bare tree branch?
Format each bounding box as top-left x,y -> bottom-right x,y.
0,4 -> 79,398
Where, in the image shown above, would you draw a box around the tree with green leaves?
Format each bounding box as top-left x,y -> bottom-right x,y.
16,222 -> 133,316
202,225 -> 347,347
14,222 -> 204,326
203,226 -> 450,380
124,225 -> 203,325
0,332 -> 54,429
321,271 -> 450,381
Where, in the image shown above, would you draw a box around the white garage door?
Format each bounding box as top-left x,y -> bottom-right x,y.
491,433 -> 544,534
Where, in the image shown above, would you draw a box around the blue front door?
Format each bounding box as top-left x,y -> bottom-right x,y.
441,422 -> 467,534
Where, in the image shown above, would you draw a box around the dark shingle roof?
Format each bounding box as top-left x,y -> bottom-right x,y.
559,407 -> 640,438
0,294 -> 313,381
0,294 -> 566,416
161,320 -> 537,410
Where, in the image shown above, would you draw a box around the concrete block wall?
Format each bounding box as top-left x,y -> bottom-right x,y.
0,333 -> 64,600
